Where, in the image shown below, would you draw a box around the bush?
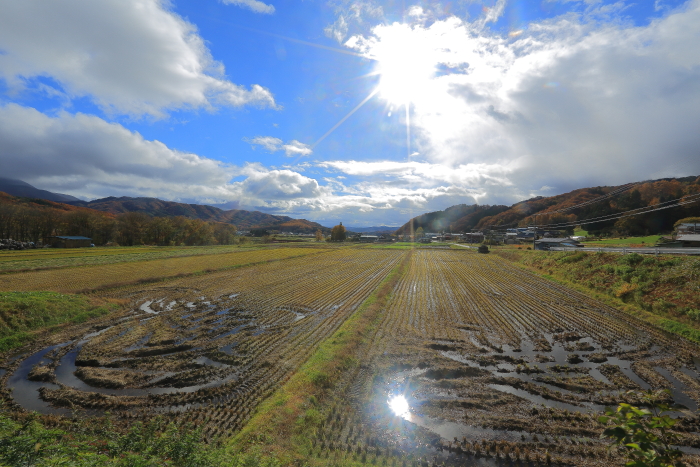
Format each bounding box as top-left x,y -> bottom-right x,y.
686,309 -> 700,321
558,252 -> 587,263
618,253 -> 644,266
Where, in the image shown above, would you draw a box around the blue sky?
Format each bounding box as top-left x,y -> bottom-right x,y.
0,0 -> 698,227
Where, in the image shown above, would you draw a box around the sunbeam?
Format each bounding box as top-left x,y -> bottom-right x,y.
312,88 -> 379,148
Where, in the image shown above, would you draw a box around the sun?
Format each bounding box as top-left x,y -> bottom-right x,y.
388,394 -> 411,419
371,25 -> 436,106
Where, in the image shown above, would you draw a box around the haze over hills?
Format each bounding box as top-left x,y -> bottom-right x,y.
396,176 -> 700,236
0,177 -> 81,203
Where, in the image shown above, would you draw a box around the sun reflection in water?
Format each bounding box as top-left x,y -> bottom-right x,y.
388,395 -> 411,420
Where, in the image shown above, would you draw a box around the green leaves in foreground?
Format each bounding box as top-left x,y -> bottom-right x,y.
0,412 -> 280,467
598,390 -> 685,467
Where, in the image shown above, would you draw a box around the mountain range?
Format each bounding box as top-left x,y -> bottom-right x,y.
396,175 -> 700,236
0,178 -> 328,234
0,178 -> 81,203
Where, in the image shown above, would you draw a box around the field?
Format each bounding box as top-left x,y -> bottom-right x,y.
1,245 -> 700,466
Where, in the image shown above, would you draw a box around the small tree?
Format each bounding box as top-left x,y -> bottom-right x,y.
315,229 -> 323,242
598,390 -> 685,467
415,227 -> 424,239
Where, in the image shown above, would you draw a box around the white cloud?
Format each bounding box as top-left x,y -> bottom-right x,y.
221,0 -> 275,14
0,0 -> 277,117
344,0 -> 700,196
325,15 -> 349,43
0,104 -> 326,208
282,140 -> 313,157
246,136 -> 312,157
246,136 -> 284,152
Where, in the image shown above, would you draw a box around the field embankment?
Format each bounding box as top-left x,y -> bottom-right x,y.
493,249 -> 700,343
0,292 -> 120,352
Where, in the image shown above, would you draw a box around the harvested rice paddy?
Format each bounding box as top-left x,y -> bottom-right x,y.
1,246 -> 699,466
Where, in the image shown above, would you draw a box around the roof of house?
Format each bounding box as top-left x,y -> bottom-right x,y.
535,238 -> 580,243
678,234 -> 700,242
52,236 -> 92,240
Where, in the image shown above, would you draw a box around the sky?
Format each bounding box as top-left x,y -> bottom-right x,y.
0,0 -> 698,227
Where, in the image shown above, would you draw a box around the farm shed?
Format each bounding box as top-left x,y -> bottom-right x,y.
46,236 -> 93,248
358,235 -> 378,243
535,238 -> 581,250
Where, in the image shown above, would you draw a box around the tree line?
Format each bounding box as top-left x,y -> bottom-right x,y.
0,203 -> 238,246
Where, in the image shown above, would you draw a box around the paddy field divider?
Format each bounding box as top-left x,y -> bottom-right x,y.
227,250 -> 412,464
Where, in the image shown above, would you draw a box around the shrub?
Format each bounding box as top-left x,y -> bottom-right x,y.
618,253 -> 644,266
558,252 -> 587,264
615,283 -> 638,299
598,390 -> 685,467
686,309 -> 700,321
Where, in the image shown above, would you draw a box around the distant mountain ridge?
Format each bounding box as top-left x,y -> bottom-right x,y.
0,177 -> 81,203
67,197 -> 328,233
344,226 -> 399,233
0,178 -> 328,233
396,175 -> 700,236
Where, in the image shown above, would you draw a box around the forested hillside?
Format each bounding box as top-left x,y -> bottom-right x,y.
396,175 -> 700,236
68,197 -> 327,233
0,192 -> 237,246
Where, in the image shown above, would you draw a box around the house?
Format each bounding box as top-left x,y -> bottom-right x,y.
677,234 -> 700,248
534,238 -> 581,250
463,232 -> 484,243
358,235 -> 378,243
677,223 -> 699,234
46,236 -> 93,248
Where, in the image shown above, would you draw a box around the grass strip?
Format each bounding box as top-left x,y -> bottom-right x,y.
227,250 -> 412,464
0,292 -> 120,352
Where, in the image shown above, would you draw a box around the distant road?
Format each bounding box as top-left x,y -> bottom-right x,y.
549,246 -> 700,255
451,243 -> 700,255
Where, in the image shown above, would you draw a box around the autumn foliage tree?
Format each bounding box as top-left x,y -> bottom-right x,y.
330,223 -> 346,242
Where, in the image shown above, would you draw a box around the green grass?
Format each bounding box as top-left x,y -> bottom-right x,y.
0,412 -> 279,467
0,292 -> 119,352
581,235 -> 664,246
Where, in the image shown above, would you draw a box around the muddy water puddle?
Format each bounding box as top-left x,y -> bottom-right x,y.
3,294 -> 317,415
377,332 -> 700,449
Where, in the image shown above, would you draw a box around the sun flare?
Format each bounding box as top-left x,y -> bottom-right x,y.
388,394 -> 410,418
371,25 -> 436,105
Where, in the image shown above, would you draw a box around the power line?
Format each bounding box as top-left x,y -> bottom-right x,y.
527,193 -> 700,229
483,192 -> 700,232
482,182 -> 641,231
538,182 -> 639,216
